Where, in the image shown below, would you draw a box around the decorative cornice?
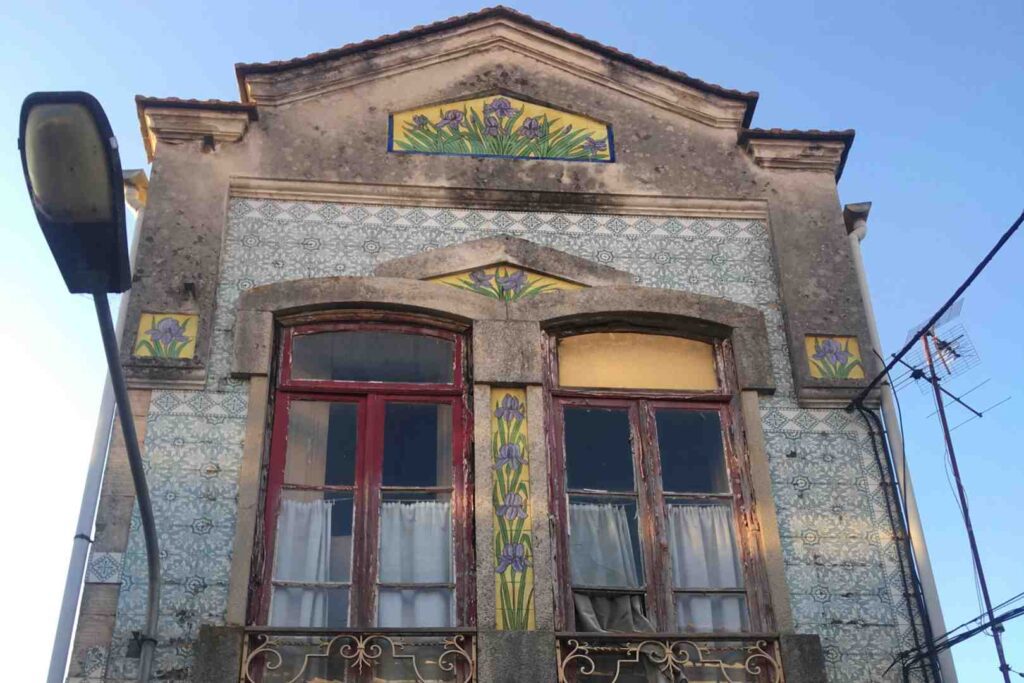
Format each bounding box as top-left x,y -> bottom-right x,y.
739,129 -> 854,180
238,19 -> 751,129
228,176 -> 770,220
235,6 -> 758,125
135,97 -> 257,161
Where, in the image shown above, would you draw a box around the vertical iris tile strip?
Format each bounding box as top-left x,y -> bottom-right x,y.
491,388 -> 535,630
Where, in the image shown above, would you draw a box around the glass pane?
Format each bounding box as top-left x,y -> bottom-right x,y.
378,588 -> 453,627
674,593 -> 748,632
568,495 -> 643,588
269,586 -> 349,628
559,333 -> 718,390
276,491 -> 354,583
656,410 -> 728,493
284,401 -> 358,487
382,403 -> 453,487
666,501 -> 743,590
564,407 -> 634,491
292,330 -> 454,383
379,495 -> 452,583
572,591 -> 653,633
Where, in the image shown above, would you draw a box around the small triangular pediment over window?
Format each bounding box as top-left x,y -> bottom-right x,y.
388,94 -> 613,162
373,235 -> 634,299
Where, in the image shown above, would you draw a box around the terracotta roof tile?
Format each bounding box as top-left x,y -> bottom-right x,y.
233,6 -> 758,125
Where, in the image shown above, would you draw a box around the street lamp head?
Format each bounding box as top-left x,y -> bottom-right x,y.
19,91 -> 130,293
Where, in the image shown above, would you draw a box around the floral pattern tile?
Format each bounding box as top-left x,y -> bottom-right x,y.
99,199 -> 924,682
389,94 -> 613,162
133,313 -> 198,359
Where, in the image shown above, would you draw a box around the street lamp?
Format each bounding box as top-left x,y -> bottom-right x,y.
19,91 -> 160,683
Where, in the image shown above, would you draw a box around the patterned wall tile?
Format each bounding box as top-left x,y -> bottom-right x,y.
103,198 -> 922,682
86,551 -> 124,584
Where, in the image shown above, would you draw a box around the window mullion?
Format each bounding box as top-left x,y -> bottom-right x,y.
636,399 -> 673,630
356,394 -> 385,627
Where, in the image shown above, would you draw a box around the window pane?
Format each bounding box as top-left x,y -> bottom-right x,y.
568,495 -> 643,588
284,401 -> 357,488
270,586 -> 349,628
276,491 -> 354,583
558,333 -> 718,390
573,592 -> 653,633
564,407 -> 634,491
674,594 -> 748,632
382,403 -> 453,487
292,330 -> 454,384
378,497 -> 452,583
378,588 -> 453,627
666,501 -> 742,590
656,410 -> 728,493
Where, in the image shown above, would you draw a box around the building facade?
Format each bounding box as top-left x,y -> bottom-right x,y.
67,8 -> 936,683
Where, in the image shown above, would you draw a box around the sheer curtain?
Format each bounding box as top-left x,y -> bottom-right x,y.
269,498 -> 334,626
667,505 -> 744,632
378,500 -> 452,626
569,502 -> 654,632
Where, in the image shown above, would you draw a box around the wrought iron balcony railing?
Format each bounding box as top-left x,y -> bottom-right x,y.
555,632 -> 784,683
241,627 -> 476,683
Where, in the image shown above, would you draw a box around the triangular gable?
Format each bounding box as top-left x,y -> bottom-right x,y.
373,235 -> 634,292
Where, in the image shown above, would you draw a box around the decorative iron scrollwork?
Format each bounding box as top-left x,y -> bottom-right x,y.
243,631 -> 476,683
556,636 -> 783,683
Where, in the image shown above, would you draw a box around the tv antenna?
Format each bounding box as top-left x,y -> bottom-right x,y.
894,299 -> 1013,683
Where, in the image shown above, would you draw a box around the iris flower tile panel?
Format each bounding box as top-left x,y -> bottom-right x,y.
491,388 -> 535,630
389,95 -> 613,162
805,335 -> 865,380
430,263 -> 584,300
133,312 -> 198,359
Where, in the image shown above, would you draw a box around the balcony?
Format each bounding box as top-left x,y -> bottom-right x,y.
241,627 -> 476,683
555,632 -> 784,683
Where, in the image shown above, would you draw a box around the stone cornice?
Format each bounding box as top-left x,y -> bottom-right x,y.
739,129 -> 854,180
136,97 -> 256,161
229,176 -> 770,220
239,19 -> 752,129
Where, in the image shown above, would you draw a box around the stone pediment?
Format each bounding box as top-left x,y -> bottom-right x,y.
234,7 -> 755,129
372,235 -> 634,293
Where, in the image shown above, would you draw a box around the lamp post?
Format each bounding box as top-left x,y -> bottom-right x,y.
19,91 -> 161,683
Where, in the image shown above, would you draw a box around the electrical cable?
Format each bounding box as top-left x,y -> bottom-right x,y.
850,209 -> 1024,409
856,404 -> 939,683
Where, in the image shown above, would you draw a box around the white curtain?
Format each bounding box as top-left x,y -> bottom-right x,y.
269,498 -> 334,627
569,502 -> 654,632
378,500 -> 452,627
667,505 -> 745,632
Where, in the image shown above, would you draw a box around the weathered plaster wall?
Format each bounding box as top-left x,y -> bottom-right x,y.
82,200 -> 920,683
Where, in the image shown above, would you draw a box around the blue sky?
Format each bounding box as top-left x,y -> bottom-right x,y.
1,1 -> 1021,679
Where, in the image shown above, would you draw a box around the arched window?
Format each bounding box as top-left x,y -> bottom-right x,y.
550,331 -> 755,633
257,319 -> 472,629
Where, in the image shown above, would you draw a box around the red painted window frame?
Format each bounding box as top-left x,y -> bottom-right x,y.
256,320 -> 474,628
547,331 -> 768,634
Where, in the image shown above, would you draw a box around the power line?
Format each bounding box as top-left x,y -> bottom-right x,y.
849,208 -> 1024,410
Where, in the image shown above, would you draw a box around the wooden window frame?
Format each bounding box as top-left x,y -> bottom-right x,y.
255,319 -> 475,628
546,329 -> 773,634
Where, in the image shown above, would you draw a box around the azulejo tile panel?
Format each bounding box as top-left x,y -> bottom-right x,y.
430,263 -> 584,300
491,388 -> 535,630
806,335 -> 865,380
389,94 -> 613,162
133,313 -> 198,359
106,198 -> 924,682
